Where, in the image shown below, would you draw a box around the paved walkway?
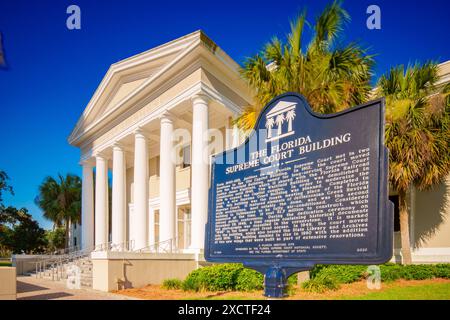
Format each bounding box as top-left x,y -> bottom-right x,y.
17,276 -> 139,300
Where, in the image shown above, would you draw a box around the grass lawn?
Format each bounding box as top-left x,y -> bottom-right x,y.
115,279 -> 450,300
0,262 -> 12,267
340,282 -> 450,300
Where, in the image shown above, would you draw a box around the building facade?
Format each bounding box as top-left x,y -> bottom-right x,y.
69,31 -> 450,291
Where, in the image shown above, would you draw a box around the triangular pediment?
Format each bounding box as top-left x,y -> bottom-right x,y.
266,101 -> 297,118
84,65 -> 162,126
68,31 -> 203,144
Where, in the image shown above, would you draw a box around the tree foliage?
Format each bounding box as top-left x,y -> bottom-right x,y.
0,206 -> 47,254
0,170 -> 13,204
45,227 -> 66,252
378,62 -> 450,192
35,173 -> 81,248
236,0 -> 373,130
376,62 -> 450,264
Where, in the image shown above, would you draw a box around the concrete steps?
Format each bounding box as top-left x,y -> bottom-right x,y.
33,256 -> 93,288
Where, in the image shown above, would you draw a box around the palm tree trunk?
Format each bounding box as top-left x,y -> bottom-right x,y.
399,189 -> 412,264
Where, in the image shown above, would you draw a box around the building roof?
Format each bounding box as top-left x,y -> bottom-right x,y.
68,30 -> 253,147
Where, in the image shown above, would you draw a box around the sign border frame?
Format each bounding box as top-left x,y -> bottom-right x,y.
204,92 -> 393,269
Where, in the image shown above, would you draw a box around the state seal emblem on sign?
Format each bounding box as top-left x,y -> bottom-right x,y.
265,101 -> 297,142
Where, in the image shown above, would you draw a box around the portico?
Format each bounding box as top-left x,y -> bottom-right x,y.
69,31 -> 253,257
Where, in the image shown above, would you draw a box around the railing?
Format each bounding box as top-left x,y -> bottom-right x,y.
35,246 -> 91,280
34,240 -> 135,280
44,245 -> 81,256
93,240 -> 135,252
134,238 -> 178,254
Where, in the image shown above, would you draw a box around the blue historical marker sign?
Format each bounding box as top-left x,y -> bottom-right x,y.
205,93 -> 393,297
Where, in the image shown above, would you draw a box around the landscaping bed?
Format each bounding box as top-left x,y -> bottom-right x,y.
115,278 -> 450,300
114,263 -> 450,300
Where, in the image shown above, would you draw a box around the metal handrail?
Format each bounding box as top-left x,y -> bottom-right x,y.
92,240 -> 135,253
53,245 -> 81,255
40,244 -> 81,256
35,245 -> 94,279
134,238 -> 178,254
34,240 -> 135,279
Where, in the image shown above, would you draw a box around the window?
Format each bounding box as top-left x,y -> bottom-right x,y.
74,224 -> 77,230
181,145 -> 191,169
74,237 -> 77,246
389,195 -> 400,232
156,156 -> 160,176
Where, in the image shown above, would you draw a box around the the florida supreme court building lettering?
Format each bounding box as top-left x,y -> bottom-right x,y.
205,93 -> 393,298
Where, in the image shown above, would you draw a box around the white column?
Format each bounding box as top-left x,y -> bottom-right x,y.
81,163 -> 94,250
133,129 -> 149,250
159,112 -> 176,244
149,207 -> 155,246
112,143 -> 126,248
190,93 -> 210,251
225,117 -> 233,150
95,154 -> 109,246
232,124 -> 240,148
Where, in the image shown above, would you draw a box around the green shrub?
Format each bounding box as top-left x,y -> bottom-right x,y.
379,263 -> 404,282
301,275 -> 340,293
310,265 -> 366,284
235,268 -> 264,291
434,264 -> 450,279
180,263 -> 450,293
401,265 -> 434,280
182,264 -> 244,292
309,265 -> 327,279
181,269 -> 203,292
311,263 -> 450,284
287,274 -> 298,285
162,278 -> 183,290
182,264 -> 297,292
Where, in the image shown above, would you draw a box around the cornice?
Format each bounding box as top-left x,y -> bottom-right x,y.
78,80 -> 242,163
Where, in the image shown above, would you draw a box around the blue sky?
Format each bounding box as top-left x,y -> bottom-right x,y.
0,0 -> 449,230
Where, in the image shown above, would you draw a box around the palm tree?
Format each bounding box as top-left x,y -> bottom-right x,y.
36,174 -> 82,248
377,62 -> 450,264
235,0 -> 374,130
266,117 -> 275,138
0,170 -> 13,203
286,109 -> 296,132
275,114 -> 285,135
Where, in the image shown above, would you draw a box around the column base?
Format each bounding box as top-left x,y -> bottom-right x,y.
184,248 -> 204,261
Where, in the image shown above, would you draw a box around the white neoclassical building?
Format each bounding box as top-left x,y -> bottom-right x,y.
69,31 -> 252,251
68,31 -> 252,290
68,30 -> 450,291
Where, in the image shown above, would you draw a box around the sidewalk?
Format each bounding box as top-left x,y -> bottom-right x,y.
16,275 -> 140,300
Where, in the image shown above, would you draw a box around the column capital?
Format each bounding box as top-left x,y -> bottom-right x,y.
112,142 -> 125,151
94,151 -> 107,160
134,127 -> 147,139
159,110 -> 175,124
191,92 -> 210,105
79,159 -> 94,167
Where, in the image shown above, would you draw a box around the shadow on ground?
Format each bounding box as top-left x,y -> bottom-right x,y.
17,280 -> 48,293
18,292 -> 74,300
